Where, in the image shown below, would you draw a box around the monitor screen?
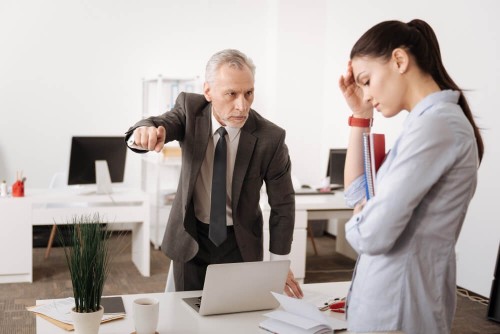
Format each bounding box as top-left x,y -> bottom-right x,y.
326,148 -> 346,187
68,136 -> 127,186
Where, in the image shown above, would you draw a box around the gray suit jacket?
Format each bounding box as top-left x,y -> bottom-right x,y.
127,92 -> 295,263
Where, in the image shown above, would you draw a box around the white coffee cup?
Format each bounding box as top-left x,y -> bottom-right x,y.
133,297 -> 159,334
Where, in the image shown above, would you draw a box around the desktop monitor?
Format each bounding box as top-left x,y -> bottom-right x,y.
326,148 -> 346,188
67,136 -> 127,187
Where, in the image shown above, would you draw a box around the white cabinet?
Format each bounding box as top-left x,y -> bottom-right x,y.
141,76 -> 201,249
0,197 -> 32,283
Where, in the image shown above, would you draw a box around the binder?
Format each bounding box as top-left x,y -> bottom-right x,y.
362,133 -> 386,199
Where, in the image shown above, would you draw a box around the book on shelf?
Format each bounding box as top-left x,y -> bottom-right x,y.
362,132 -> 386,200
259,292 -> 346,334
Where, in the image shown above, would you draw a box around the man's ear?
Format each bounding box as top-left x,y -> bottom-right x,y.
203,82 -> 212,101
392,48 -> 409,74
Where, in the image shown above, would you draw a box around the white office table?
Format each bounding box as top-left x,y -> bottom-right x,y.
36,281 -> 352,334
296,192 -> 357,260
261,191 -> 353,282
0,187 -> 150,283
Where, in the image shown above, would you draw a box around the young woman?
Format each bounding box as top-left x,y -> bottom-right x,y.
338,19 -> 483,334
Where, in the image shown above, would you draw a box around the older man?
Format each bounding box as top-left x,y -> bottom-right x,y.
126,49 -> 302,297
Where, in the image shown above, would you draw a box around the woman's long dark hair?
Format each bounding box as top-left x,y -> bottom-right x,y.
350,19 -> 484,163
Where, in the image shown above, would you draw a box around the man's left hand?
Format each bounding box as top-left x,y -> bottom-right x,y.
284,269 -> 303,298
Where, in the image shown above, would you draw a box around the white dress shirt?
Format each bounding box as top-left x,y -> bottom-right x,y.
193,112 -> 240,226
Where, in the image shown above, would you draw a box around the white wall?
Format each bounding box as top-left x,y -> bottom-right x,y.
0,0 -> 498,296
0,0 -> 274,187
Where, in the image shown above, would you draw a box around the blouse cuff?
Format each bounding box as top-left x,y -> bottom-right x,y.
344,175 -> 366,208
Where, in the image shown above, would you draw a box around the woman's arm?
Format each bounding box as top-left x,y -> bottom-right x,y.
338,61 -> 373,190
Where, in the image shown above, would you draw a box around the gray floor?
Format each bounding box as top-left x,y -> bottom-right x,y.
0,232 -> 498,333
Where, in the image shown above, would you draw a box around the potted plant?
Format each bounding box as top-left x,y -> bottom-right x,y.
58,214 -> 112,334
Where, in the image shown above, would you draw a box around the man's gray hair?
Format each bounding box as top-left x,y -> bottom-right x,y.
205,49 -> 256,83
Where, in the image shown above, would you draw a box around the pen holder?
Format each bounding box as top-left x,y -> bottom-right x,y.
12,180 -> 24,197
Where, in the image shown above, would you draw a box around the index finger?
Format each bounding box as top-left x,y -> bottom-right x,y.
154,126 -> 166,152
293,280 -> 304,298
287,279 -> 304,298
147,127 -> 159,151
338,75 -> 348,92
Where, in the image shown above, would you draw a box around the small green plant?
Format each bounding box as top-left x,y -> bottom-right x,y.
58,214 -> 112,313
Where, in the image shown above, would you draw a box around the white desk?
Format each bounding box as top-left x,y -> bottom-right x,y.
36,281 -> 351,334
262,191 -> 354,282
0,187 -> 150,283
297,193 -> 357,260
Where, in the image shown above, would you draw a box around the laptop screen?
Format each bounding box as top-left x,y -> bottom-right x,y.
326,149 -> 346,187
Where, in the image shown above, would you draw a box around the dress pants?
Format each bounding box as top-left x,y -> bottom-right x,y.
173,219 -> 243,291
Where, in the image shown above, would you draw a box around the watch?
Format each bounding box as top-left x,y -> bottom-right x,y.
348,115 -> 373,127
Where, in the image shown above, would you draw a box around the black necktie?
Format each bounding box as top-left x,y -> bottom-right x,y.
209,127 -> 228,246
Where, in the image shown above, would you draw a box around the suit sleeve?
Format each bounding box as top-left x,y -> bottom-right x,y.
264,131 -> 295,255
124,93 -> 188,153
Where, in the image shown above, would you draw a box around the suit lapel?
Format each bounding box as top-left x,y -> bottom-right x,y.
188,104 -> 211,196
232,112 -> 257,213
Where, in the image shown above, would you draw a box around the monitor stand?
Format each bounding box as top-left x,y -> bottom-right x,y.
95,160 -> 113,194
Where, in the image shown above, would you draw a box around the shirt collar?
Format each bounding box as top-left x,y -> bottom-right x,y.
405,89 -> 460,126
210,110 -> 241,142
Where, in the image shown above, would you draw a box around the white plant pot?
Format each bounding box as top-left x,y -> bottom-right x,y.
71,306 -> 104,334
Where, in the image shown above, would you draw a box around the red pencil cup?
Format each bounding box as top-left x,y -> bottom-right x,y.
12,180 -> 24,197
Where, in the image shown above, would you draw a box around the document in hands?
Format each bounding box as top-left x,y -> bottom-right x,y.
259,292 -> 347,334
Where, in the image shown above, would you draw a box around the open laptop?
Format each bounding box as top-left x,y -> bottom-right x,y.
183,260 -> 290,316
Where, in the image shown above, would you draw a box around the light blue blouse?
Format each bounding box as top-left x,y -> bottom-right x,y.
344,90 -> 479,333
